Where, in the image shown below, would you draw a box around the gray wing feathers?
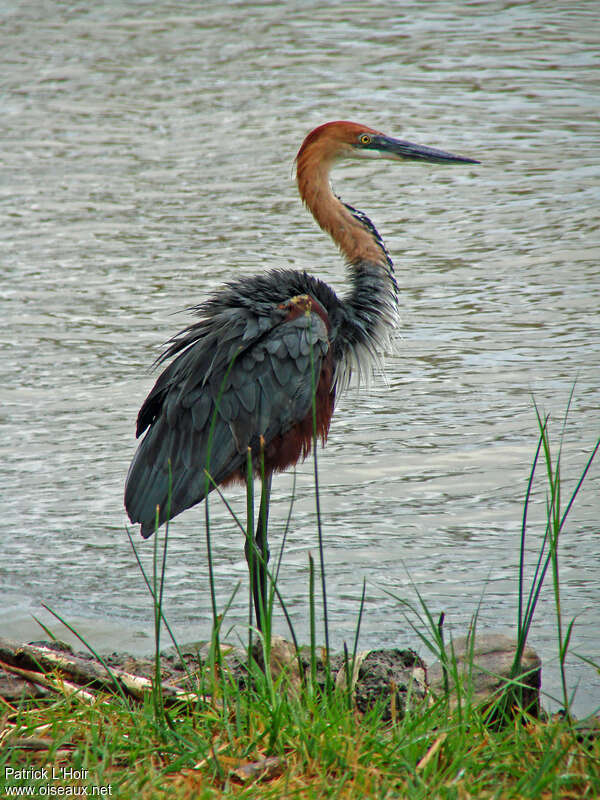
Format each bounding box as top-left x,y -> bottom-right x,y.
125,307 -> 330,537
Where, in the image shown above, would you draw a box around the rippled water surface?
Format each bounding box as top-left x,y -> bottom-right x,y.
1,1 -> 599,714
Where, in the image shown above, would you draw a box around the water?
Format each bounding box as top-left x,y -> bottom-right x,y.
1,1 -> 599,715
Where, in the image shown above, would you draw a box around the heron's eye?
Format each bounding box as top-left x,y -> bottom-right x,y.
359,134 -> 372,145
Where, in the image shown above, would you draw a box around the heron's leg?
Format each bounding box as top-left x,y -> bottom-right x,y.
248,474 -> 271,632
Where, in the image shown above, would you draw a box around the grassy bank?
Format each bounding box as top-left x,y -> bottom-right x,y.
2,670 -> 599,798
2,403 -> 599,798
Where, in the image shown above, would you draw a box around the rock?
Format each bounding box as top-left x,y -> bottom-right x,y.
231,638 -> 427,717
346,649 -> 427,720
252,636 -> 303,694
428,632 -> 541,716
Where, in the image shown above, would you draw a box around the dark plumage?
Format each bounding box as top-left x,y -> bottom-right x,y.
125,272 -> 337,537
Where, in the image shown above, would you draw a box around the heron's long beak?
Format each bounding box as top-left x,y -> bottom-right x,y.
372,134 -> 479,165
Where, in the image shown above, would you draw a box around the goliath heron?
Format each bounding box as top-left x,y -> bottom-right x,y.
124,121 -> 478,630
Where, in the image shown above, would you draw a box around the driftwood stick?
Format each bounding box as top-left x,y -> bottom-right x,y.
0,659 -> 97,703
0,636 -> 150,698
0,637 -> 195,704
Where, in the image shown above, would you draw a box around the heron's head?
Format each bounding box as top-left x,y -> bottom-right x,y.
296,120 -> 479,171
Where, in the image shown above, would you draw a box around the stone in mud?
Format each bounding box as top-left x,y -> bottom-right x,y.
428,632 -> 541,716
339,648 -> 427,720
